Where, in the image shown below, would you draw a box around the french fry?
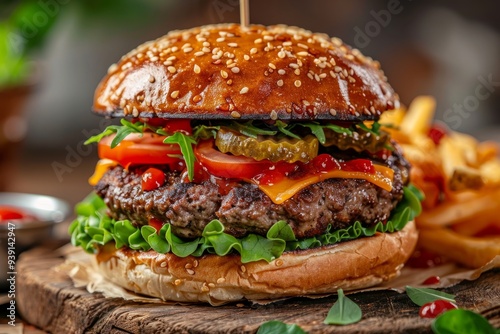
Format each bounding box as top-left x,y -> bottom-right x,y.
451,132 -> 478,166
399,96 -> 436,137
416,188 -> 500,228
418,227 -> 500,268
477,141 -> 499,165
379,107 -> 406,127
480,159 -> 500,186
448,166 -> 483,191
439,136 -> 466,180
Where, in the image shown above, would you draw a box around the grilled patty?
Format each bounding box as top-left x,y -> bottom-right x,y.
96,148 -> 409,239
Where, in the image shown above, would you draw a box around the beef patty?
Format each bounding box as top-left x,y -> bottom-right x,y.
96,149 -> 409,239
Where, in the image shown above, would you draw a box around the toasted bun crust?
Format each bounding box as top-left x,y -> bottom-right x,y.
94,24 -> 398,121
94,221 -> 417,305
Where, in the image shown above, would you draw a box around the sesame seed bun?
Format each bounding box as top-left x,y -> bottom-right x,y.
94,221 -> 417,305
93,24 -> 399,121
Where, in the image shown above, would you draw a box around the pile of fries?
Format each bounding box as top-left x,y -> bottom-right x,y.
380,96 -> 500,268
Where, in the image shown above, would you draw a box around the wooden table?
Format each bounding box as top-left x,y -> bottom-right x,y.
17,246 -> 500,334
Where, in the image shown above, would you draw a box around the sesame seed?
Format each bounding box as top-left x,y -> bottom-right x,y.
185,263 -> 193,269
217,277 -> 226,284
270,110 -> 278,120
263,35 -> 274,41
220,70 -> 228,78
132,107 -> 139,117
250,47 -> 258,54
201,284 -> 210,292
186,268 -> 195,275
231,67 -> 240,73
203,41 -> 210,47
194,51 -> 205,57
297,51 -> 309,57
193,260 -> 199,268
277,79 -> 284,87
174,279 -> 182,286
315,74 -> 320,82
330,71 -> 336,78
193,95 -> 202,103
202,47 -> 211,53
226,79 -> 232,85
228,42 -> 238,48
294,80 -> 302,87
275,259 -> 284,267
289,63 -> 299,69
348,76 -> 356,83
334,66 -> 342,73
254,38 -> 263,44
370,106 -> 376,113
355,111 -> 360,117
136,53 -> 144,59
307,72 -> 314,80
212,53 -> 222,60
170,90 -> 180,99
150,56 -> 159,62
268,63 -> 276,70
243,54 -> 250,60
294,69 -> 300,75
164,60 -> 172,66
330,109 -> 337,116
194,64 -> 201,74
278,69 -> 286,75
167,55 -> 176,61
208,283 -> 215,288
278,50 -> 286,58
282,41 -> 292,46
149,75 -> 155,83
302,100 -> 310,106
216,37 -> 225,43
171,46 -> 179,52
183,47 -> 193,53
298,43 -> 309,49
319,73 -> 327,79
240,87 -> 249,94
160,261 -> 167,268
182,43 -> 191,49
107,63 -> 118,74
167,66 -> 177,74
240,265 -> 247,273
231,111 -> 241,118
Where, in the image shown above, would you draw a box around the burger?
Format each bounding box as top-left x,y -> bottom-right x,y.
70,24 -> 422,304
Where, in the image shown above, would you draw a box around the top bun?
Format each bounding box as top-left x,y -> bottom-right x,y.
94,24 -> 399,121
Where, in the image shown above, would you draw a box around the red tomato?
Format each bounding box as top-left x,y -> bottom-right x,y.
194,140 -> 273,179
341,159 -> 375,174
98,133 -> 182,168
141,168 -> 166,191
428,123 -> 448,145
419,300 -> 457,318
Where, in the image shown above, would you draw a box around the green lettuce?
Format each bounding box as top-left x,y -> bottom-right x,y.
69,185 -> 422,263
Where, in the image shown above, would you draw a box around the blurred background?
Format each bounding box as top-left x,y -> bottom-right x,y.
1,0 -> 499,206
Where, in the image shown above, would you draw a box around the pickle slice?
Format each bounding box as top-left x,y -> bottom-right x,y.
215,128 -> 318,163
323,128 -> 389,153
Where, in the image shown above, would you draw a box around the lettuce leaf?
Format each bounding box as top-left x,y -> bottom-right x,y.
69,185 -> 422,263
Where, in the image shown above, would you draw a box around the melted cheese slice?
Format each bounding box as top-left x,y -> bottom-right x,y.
89,159 -> 117,186
255,165 -> 394,204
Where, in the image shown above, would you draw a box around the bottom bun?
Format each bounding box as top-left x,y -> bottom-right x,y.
95,221 -> 417,305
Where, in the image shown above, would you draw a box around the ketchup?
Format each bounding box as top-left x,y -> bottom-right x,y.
423,276 -> 441,285
0,206 -> 36,222
428,124 -> 448,145
254,154 -> 375,186
419,300 -> 458,318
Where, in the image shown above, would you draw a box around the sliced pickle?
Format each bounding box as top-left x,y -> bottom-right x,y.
323,128 -> 389,153
215,128 -> 318,163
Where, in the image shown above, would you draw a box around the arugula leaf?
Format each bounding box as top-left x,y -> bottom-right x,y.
231,121 -> 277,138
163,132 -> 197,181
406,286 -> 456,307
192,124 -> 220,140
356,121 -> 382,136
324,123 -> 353,136
298,123 -> 326,144
257,321 -> 307,334
324,289 -> 362,325
432,309 -> 497,334
274,120 -> 301,139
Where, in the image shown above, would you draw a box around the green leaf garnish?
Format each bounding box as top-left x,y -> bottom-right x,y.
324,289 -> 362,325
432,309 -> 497,334
231,121 -> 277,138
69,185 -> 422,263
162,132 -> 197,181
274,120 -> 301,139
406,286 -> 456,307
297,122 -> 326,144
356,121 -> 382,136
257,321 -> 307,334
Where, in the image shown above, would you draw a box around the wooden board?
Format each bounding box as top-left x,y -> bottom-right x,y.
17,246 -> 500,334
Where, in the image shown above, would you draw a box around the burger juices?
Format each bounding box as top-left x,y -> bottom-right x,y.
70,24 -> 422,304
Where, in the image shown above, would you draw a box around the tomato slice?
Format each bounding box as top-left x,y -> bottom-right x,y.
98,132 -> 182,168
194,140 -> 273,179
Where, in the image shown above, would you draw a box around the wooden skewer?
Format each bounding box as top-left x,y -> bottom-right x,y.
240,0 -> 250,28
